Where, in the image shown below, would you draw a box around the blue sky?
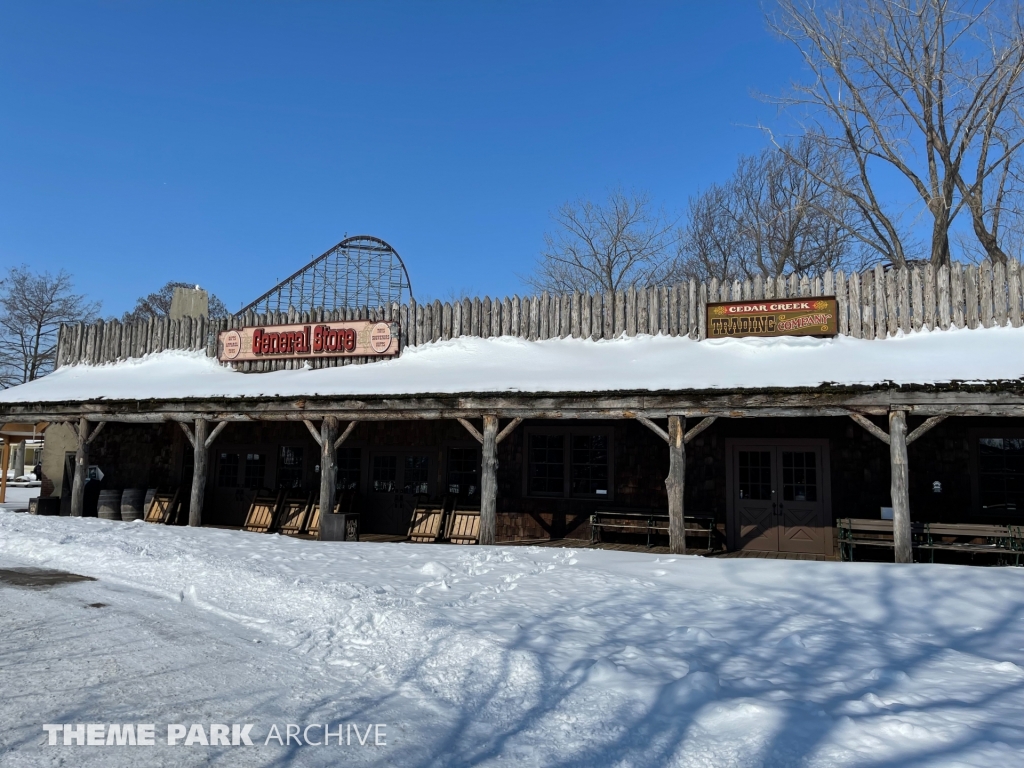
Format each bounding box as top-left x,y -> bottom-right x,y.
0,1 -> 807,316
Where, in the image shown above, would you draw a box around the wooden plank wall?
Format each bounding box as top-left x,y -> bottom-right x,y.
55,260 -> 1024,370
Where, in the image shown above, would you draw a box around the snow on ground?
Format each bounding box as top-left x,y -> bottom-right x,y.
2,326 -> 1024,406
2,514 -> 1024,767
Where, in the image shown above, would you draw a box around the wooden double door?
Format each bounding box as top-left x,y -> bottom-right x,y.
726,440 -> 831,555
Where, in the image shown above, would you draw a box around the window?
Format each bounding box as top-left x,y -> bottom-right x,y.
738,450 -> 772,500
244,453 -> 266,490
277,446 -> 304,490
781,451 -> 817,502
978,438 -> 1024,513
528,434 -> 564,496
336,447 -> 361,491
526,429 -> 613,499
217,453 -> 239,488
403,455 -> 430,495
447,447 -> 479,498
372,455 -> 397,492
571,435 -> 609,495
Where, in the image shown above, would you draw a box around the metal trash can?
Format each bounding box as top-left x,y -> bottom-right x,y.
30,498 -> 61,516
320,512 -> 360,541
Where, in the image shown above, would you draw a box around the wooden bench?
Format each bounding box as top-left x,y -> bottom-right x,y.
838,518 -> 917,561
590,509 -> 717,551
919,523 -> 1022,565
838,518 -> 1022,564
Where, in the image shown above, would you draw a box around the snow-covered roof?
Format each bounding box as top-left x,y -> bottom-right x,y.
1,326 -> 1022,406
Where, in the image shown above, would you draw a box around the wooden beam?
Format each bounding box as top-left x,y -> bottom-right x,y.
204,420 -> 228,449
636,415 -> 669,443
0,442 -> 8,504
303,419 -> 323,447
683,416 -> 717,443
0,405 -> 894,422
333,420 -> 358,449
3,388 -> 1024,424
84,420 -> 106,446
319,416 -> 338,540
889,410 -> 912,563
457,417 -> 484,444
70,416 -> 89,517
906,415 -> 948,446
495,417 -> 523,445
480,415 -> 498,545
849,413 -> 890,445
666,415 -> 686,555
188,418 -> 209,527
178,421 -> 196,449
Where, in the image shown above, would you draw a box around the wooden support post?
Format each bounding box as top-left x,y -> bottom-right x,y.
303,419 -> 322,446
849,413 -> 890,445
70,417 -> 90,517
188,418 -> 209,527
319,416 -> 339,535
684,416 -> 717,444
456,417 -> 484,444
480,414 -> 498,546
666,415 -> 686,555
0,441 -> 8,503
334,420 -> 358,449
906,415 -> 947,446
496,417 -> 523,445
637,415 -> 669,443
890,410 -> 912,564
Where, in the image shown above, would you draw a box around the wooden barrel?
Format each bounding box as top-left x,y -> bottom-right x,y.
97,490 -> 122,520
121,489 -> 146,522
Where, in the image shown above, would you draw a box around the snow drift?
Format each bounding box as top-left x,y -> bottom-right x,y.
1,513 -> 1023,766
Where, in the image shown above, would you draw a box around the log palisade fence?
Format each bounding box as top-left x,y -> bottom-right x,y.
57,260 -> 1024,371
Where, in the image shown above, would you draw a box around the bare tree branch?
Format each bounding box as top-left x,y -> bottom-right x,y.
676,139 -> 867,282
0,267 -> 100,388
526,189 -> 679,294
767,0 -> 1024,266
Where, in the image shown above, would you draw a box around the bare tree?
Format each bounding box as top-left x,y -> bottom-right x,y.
677,140 -> 865,282
122,281 -> 228,324
0,267 -> 100,388
526,189 -> 678,294
675,184 -> 747,283
768,0 -> 1024,266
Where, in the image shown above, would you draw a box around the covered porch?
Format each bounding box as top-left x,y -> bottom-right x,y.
9,384 -> 1024,563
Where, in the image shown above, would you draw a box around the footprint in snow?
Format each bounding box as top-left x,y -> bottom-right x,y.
775,633 -> 807,649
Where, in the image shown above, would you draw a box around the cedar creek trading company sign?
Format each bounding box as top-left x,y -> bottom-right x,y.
217,320 -> 399,362
707,298 -> 838,339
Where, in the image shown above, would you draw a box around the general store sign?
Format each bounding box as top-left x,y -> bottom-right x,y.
707,298 -> 838,339
217,320 -> 399,362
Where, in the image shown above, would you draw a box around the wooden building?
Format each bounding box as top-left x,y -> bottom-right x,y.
2,261 -> 1023,562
